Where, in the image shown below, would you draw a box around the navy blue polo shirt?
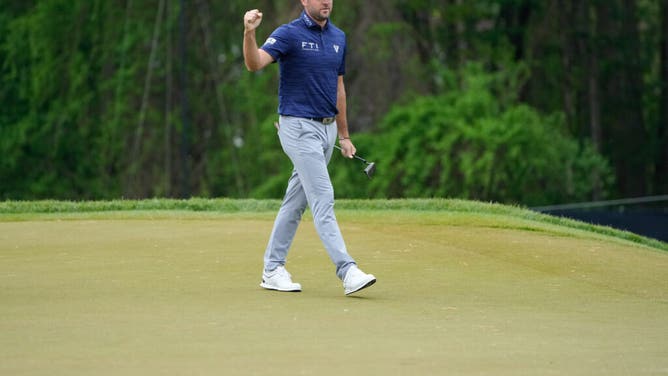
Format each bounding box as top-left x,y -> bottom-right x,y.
260,11 -> 346,118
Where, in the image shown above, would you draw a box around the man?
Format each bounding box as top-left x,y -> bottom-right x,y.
243,0 -> 376,295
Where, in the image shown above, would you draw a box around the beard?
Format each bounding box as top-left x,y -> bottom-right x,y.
308,8 -> 330,22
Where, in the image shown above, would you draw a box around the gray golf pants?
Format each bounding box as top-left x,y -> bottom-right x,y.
263,115 -> 356,280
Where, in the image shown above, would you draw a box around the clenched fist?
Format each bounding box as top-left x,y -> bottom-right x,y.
244,9 -> 263,32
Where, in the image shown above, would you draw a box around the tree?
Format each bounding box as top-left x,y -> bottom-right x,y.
330,64 -> 614,205
658,0 -> 668,193
0,0 -> 664,202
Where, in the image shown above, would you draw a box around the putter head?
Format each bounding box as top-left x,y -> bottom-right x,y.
363,162 -> 376,179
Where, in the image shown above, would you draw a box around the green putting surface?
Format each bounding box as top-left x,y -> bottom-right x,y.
1,212 -> 667,375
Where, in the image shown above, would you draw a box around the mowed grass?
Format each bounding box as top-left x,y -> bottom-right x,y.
1,199 -> 667,375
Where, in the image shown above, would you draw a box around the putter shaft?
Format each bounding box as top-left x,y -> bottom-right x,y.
333,145 -> 369,164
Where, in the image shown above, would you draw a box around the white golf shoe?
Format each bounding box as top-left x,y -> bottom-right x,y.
343,265 -> 376,295
260,266 -> 302,292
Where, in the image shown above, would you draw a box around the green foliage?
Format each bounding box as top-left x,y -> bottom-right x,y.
2,1 -> 98,198
333,64 -> 614,205
0,0 -> 147,199
0,0 -> 664,203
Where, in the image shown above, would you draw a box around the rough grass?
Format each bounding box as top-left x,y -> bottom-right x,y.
1,198 -> 665,251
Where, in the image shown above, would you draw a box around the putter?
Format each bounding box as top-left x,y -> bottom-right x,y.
333,145 -> 376,179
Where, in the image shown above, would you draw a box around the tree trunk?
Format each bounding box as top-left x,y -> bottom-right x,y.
587,0 -> 602,199
178,0 -> 191,198
558,0 -> 577,132
164,0 -> 173,197
658,0 -> 668,193
616,0 -> 647,196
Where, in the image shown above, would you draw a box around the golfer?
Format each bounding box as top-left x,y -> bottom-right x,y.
243,0 -> 376,295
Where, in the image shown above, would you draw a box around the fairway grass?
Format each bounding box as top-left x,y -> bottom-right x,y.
1,200 -> 667,375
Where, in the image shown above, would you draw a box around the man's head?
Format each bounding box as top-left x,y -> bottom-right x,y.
301,0 -> 332,23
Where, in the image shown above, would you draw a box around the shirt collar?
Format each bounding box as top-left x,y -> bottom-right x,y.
301,10 -> 328,30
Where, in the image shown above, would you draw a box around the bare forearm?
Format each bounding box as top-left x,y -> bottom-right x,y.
336,76 -> 356,158
243,30 -> 262,71
336,79 -> 350,139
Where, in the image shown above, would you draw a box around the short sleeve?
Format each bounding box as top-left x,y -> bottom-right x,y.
260,25 -> 291,62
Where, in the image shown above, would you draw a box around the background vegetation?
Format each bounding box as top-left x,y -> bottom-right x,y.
1,0 -> 666,205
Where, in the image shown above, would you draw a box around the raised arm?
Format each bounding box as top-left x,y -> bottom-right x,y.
243,9 -> 274,71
